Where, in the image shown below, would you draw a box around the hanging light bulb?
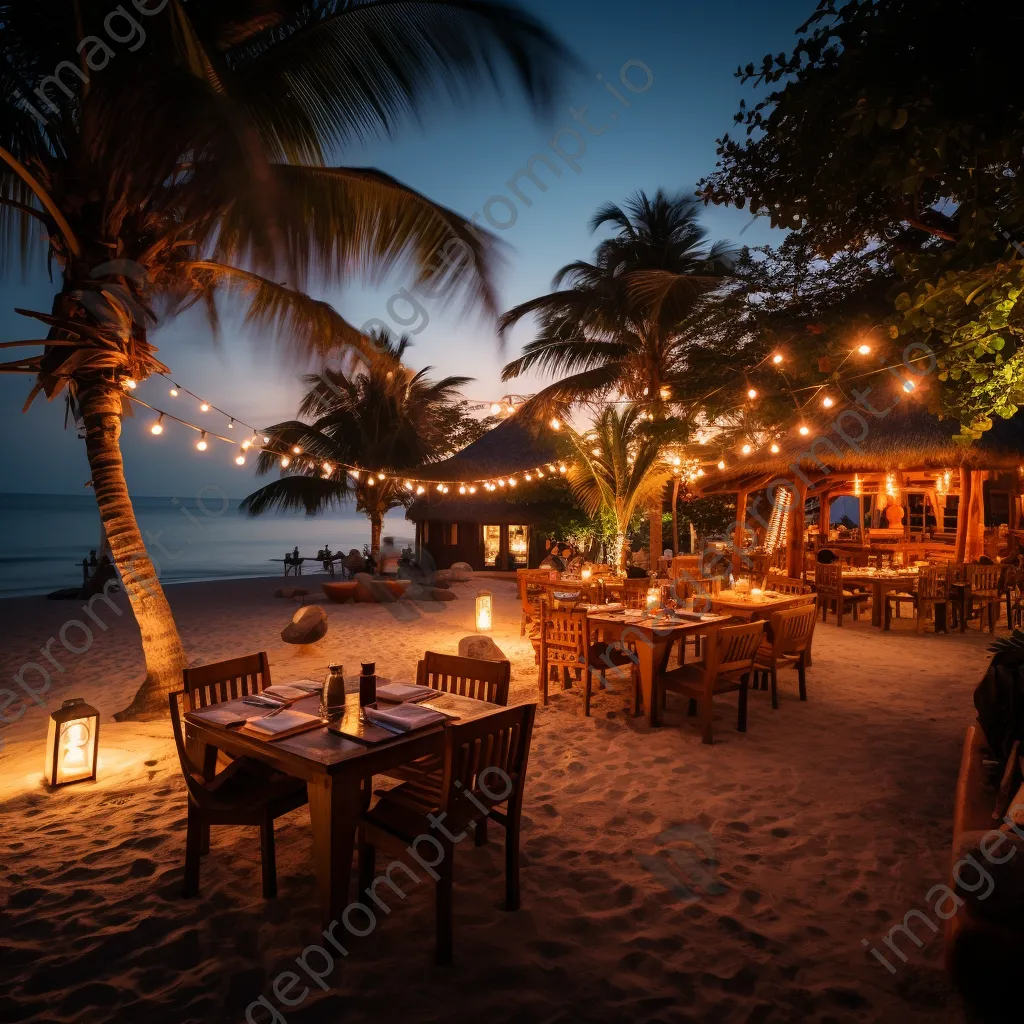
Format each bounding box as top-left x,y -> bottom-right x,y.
558,464 -> 567,474
772,353 -> 783,365
241,438 -> 251,450
123,378 -> 137,390
196,432 -> 208,452
459,485 -> 467,495
509,478 -> 517,488
696,468 -> 705,477
262,435 -> 270,444
322,461 -> 333,475
857,343 -> 871,356
150,414 -> 164,436
280,455 -> 290,468
235,452 -> 246,466
742,444 -> 752,455
292,445 -> 302,455
525,473 -> 533,481
497,479 -> 506,488
200,402 -> 209,412
903,379 -> 916,392
798,424 -> 810,436
349,469 -> 360,479
437,483 -> 445,491
549,417 -> 561,431
228,418 -> 234,429
536,470 -> 544,479
490,403 -> 502,415
659,386 -> 671,400
404,481 -> 414,491
747,388 -> 758,400
822,395 -> 834,408
416,485 -> 425,495
169,388 -> 178,397
770,442 -> 780,454
469,486 -> 477,494
717,460 -> 726,470
366,476 -> 375,486
377,473 -> 386,482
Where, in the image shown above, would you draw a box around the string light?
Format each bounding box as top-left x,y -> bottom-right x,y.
322,462 -> 333,475
366,476 -> 376,486
292,446 -> 302,455
469,486 -> 477,494
741,443 -> 752,455
241,438 -> 252,450
123,378 -> 137,390
280,455 -> 290,467
490,403 -> 502,415
903,379 -> 916,392
235,451 -> 246,466
798,425 -> 810,436
558,464 -> 567,474
509,478 -> 517,488
437,483 -> 445,491
747,388 -> 758,400
200,402 -> 209,412
459,485 -> 467,495
416,485 -> 425,495
169,388 -> 178,397
822,395 -> 834,408
228,418 -> 234,429
150,414 -> 164,436
717,460 -> 726,470
772,353 -> 784,365
549,417 -> 561,431
770,442 -> 780,454
857,343 -> 871,356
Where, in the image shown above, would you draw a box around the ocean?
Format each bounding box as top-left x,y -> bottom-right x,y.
0,493 -> 413,598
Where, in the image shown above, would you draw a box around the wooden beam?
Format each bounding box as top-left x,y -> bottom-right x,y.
966,470 -> 986,562
649,490 -> 664,572
819,491 -> 832,547
786,479 -> 808,579
954,468 -> 970,562
732,489 -> 748,575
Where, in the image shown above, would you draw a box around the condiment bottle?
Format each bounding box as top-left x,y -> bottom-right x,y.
322,664 -> 345,718
359,663 -> 376,707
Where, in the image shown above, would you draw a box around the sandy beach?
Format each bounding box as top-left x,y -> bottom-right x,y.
0,575 -> 997,1023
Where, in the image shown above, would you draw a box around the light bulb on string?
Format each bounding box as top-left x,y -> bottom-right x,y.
228,419 -> 234,430
549,417 -> 561,431
537,470 -> 544,479
469,486 -> 477,494
437,483 -> 445,492
771,353 -> 783,365
747,388 -> 758,400
903,379 -> 916,392
241,438 -> 251,450
717,460 -> 726,471
525,473 -> 532,481
509,479 -> 517,488
558,464 -> 567,474
798,424 -> 810,436
490,403 -> 501,415
196,432 -> 208,452
822,395 -> 834,408
416,485 -> 425,495
770,442 -> 780,454
742,444 -> 752,455
263,436 -> 270,444
280,455 -> 290,468
497,479 -> 506,488
404,481 -> 413,492
377,474 -> 386,482
169,388 -> 178,397
322,462 -> 333,476
200,402 -> 209,412
857,343 -> 871,356
123,378 -> 137,390
366,476 -> 375,486
292,446 -> 302,455
150,414 -> 164,436
235,451 -> 246,466
349,469 -> 359,479
459,486 -> 467,495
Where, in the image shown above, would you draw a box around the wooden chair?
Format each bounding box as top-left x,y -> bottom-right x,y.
814,563 -> 868,626
623,578 -> 649,610
417,651 -> 511,705
965,563 -> 1003,633
517,569 -> 548,637
768,576 -> 809,595
169,690 -> 307,899
537,601 -> 588,706
753,602 -> 817,708
183,652 -> 271,710
357,703 -> 536,965
1005,566 -> 1024,629
883,565 -> 949,633
655,621 -> 765,744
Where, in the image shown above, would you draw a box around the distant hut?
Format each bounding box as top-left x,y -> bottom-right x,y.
698,404 -> 1024,577
406,415 -> 566,571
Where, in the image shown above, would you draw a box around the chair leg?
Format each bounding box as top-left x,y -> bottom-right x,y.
435,846 -> 455,966
475,815 -> 490,847
687,697 -> 698,717
584,669 -> 592,717
200,822 -> 211,856
737,676 -> 748,733
358,829 -> 377,894
260,815 -> 277,899
769,666 -> 779,711
797,656 -> 808,702
505,806 -> 522,912
183,805 -> 202,898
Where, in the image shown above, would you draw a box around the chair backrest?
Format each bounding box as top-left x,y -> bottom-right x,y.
969,563 -> 1001,591
814,562 -> 842,596
768,604 -> 817,656
770,576 -> 808,595
168,690 -> 212,808
916,565 -> 943,600
182,652 -> 271,710
417,652 -> 510,706
439,703 -> 537,826
709,621 -> 766,677
539,601 -> 588,662
517,569 -> 549,614
623,578 -> 649,609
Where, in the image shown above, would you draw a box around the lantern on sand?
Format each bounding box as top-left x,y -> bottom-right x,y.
475,590 -> 493,632
44,698 -> 100,787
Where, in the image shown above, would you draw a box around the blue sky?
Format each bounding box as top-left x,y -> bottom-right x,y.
0,0 -> 815,497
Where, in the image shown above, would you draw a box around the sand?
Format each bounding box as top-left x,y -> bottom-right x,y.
0,574 -> 999,1023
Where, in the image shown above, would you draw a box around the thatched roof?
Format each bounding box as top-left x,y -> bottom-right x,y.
406,496 -> 561,524
416,414 -> 563,483
700,403 -> 1024,494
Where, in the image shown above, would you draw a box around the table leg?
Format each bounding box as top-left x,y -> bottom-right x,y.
308,774 -> 365,931
871,582 -> 882,627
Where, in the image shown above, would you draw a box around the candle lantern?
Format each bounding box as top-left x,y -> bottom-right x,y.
44,698 -> 100,787
580,567 -> 592,581
646,587 -> 660,614
475,590 -> 493,632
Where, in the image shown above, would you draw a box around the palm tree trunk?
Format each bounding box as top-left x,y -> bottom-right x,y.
671,477 -> 680,555
369,509 -> 384,560
77,381 -> 188,720
614,529 -> 628,574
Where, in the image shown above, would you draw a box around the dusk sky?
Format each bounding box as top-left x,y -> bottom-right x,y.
0,0 -> 814,498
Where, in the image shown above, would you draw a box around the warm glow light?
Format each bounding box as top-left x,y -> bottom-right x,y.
525,473 -> 532,481
150,416 -> 164,435
558,464 -> 567,474
475,591 -> 493,632
416,485 -> 425,495
241,438 -> 251,449
903,379 -> 916,392
377,473 -> 386,482
857,343 -> 871,356
497,479 -> 506,488
509,478 -> 517,488
747,388 -> 758,400
124,378 -> 137,390
537,470 -> 544,478
772,354 -> 783,365
322,462 -> 333,475
200,402 -> 209,411
490,403 -> 502,415
437,483 -> 445,491
591,447 -> 602,456
228,419 -> 234,429
366,476 -> 376,486
770,443 -> 780,454
798,425 -> 810,436
292,446 -> 302,455
196,432 -> 208,452
469,486 -> 477,494
235,453 -> 246,466
742,444 -> 752,455
696,468 -> 705,477
280,455 -> 290,467
822,395 -> 834,408
459,485 -> 466,495
169,388 -> 178,397
549,417 -> 561,430
717,460 -> 726,470
659,386 -> 671,400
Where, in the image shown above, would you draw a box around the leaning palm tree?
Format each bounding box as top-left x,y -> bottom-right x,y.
500,191 -> 735,417
241,334 -> 475,554
0,0 -> 570,717
564,405 -> 684,572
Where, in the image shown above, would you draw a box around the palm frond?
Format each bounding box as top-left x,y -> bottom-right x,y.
239,474 -> 353,516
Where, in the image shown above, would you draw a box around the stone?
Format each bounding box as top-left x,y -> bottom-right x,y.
451,561 -> 473,573
458,636 -> 508,662
406,583 -> 458,602
281,604 -> 327,645
275,587 -> 310,599
432,588 -> 457,602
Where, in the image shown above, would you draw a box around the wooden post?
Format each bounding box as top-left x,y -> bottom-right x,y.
649,492 -> 663,572
786,480 -> 808,580
954,468 -> 971,563
967,470 -> 986,562
819,491 -> 832,547
732,489 -> 748,575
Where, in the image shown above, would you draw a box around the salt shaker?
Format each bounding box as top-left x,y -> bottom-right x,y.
321,664 -> 345,718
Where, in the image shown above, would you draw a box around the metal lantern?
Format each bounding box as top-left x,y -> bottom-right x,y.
475,589 -> 493,632
44,698 -> 100,787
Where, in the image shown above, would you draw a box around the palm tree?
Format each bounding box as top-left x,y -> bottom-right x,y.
564,405 -> 684,573
240,333 -> 475,555
0,1 -> 570,717
499,190 -> 734,417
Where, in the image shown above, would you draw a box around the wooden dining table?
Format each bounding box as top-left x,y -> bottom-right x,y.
841,569 -> 921,628
588,610 -> 732,727
185,690 -> 505,928
710,589 -> 811,620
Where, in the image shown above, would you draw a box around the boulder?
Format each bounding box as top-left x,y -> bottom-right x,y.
323,582 -> 358,603
281,604 -> 328,645
451,561 -> 473,574
275,586 -> 310,599
406,583 -> 458,602
432,588 -> 458,602
458,635 -> 508,662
